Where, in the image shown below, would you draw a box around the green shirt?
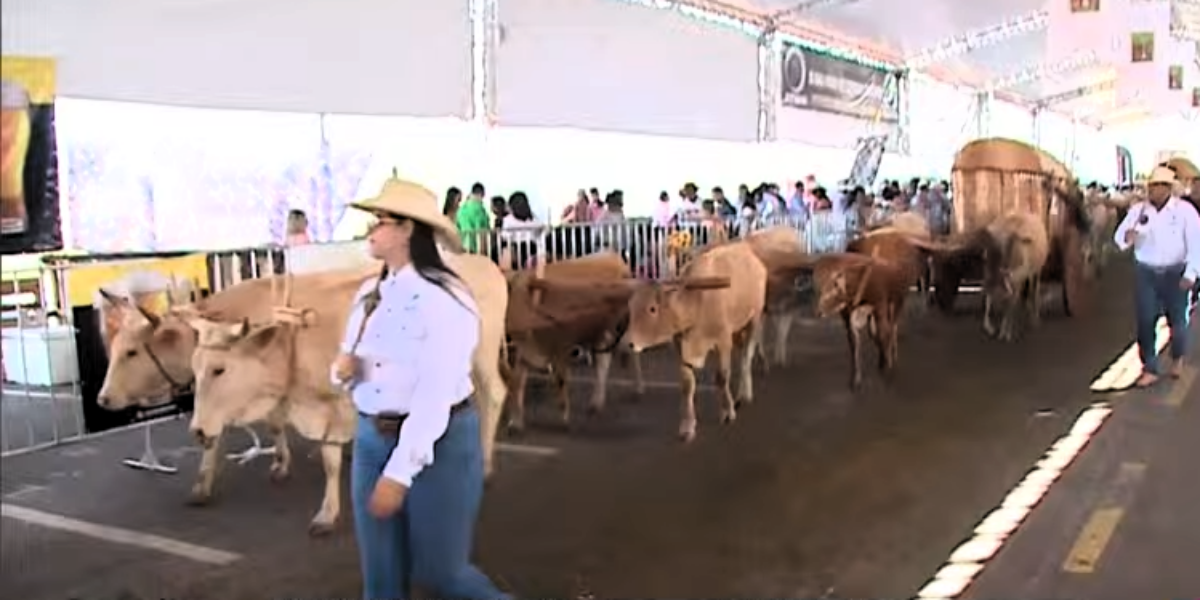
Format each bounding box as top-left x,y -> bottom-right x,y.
455,198 -> 490,253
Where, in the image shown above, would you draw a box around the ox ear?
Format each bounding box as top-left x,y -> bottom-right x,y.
679,276 -> 731,291
135,304 -> 162,329
238,323 -> 286,352
98,288 -> 128,307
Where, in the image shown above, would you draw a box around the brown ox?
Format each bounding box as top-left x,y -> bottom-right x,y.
911,211 -> 1050,342
505,251 -> 645,432
848,227 -> 932,311
181,252 -> 510,534
804,234 -> 924,390
624,241 -> 767,441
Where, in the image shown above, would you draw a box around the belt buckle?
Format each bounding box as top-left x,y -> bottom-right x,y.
373,412 -> 404,436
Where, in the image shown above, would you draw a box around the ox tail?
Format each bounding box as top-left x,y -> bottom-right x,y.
498,336 -> 514,385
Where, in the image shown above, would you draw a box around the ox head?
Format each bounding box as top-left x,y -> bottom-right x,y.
811,257 -> 875,318
187,318 -> 294,443
625,276 -> 730,352
96,289 -> 199,410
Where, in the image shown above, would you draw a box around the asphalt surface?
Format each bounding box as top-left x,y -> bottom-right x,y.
965,324 -> 1200,600
0,259 -> 1178,600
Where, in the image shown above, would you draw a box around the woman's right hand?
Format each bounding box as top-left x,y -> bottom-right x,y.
333,353 -> 360,384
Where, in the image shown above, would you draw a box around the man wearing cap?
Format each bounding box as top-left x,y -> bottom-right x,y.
1113,165 -> 1200,387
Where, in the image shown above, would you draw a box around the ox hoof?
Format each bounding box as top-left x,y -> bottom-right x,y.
308,520 -> 335,537
677,429 -> 697,443
269,465 -> 290,484
505,421 -> 526,437
586,404 -> 604,416
185,491 -> 213,507
721,413 -> 737,425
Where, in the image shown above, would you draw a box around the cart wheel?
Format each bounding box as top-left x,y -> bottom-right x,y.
1061,227 -> 1089,317
934,261 -> 962,313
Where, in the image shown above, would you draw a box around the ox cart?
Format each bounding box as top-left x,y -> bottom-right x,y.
1164,156 -> 1198,183
932,137 -> 1089,316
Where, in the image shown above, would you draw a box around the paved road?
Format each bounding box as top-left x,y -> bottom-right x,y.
965,325 -> 1200,600
0,261 -> 1149,599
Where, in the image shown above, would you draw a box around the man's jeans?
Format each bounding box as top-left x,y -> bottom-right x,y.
1135,262 -> 1189,374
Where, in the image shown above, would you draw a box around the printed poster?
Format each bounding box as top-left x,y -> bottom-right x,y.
1168,65 -> 1184,89
0,56 -> 63,254
1071,0 -> 1101,13
1194,87 -> 1200,107
1131,32 -> 1155,63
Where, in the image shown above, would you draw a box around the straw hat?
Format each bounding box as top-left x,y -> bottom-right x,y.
349,175 -> 463,253
1147,165 -> 1178,187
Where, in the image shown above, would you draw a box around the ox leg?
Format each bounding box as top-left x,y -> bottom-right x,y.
308,443 -> 343,536
713,340 -> 737,425
589,351 -> 613,415
999,295 -> 1018,342
737,316 -> 763,406
846,309 -> 871,390
1028,277 -> 1042,329
506,362 -> 530,435
474,364 -> 507,480
677,363 -> 700,442
983,295 -> 998,337
268,425 -> 292,483
772,311 -> 795,367
550,357 -> 572,428
188,430 -> 225,506
629,348 -> 646,397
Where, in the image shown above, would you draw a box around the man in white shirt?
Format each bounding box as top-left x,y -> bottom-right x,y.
1113,166 -> 1200,387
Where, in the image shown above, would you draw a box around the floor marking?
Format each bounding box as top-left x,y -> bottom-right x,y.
1163,366 -> 1196,408
1090,318 -> 1170,392
0,503 -> 242,566
1061,462 -> 1146,574
495,441 -> 560,456
916,402 -> 1114,599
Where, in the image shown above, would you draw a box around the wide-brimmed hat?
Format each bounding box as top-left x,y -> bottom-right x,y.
1147,165 -> 1178,186
349,176 -> 464,252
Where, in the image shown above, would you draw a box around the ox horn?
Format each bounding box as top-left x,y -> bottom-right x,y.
98,288 -> 125,305
238,317 -> 251,338
136,304 -> 161,328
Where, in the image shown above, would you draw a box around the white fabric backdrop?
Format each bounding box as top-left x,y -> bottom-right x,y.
495,0 -> 760,141
1,0 -> 472,117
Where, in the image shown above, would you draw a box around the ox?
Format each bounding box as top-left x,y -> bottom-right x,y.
741,225 -> 810,368
801,232 -> 927,389
912,211 -> 1050,342
181,252 -> 510,534
1083,194 -> 1117,274
505,251 -> 645,432
624,241 -> 768,441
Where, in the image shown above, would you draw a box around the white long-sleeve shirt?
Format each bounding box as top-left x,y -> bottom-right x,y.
335,266 -> 478,486
1114,197 -> 1200,281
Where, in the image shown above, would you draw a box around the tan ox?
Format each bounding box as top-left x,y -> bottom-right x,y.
505,251 -> 645,432
741,225 -> 809,367
625,241 -> 767,441
182,252 -> 510,534
1083,196 -> 1116,273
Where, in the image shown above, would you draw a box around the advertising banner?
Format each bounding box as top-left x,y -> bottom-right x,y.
1116,145 -> 1134,184
1,56 -> 63,255
780,41 -> 900,124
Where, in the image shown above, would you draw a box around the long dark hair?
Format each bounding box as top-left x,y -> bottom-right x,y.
362,219 -> 469,317
508,191 -> 534,221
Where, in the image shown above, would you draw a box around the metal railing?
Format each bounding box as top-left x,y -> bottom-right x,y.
0,211 -> 857,455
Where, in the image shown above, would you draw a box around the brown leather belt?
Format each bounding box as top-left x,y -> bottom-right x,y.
360,400 -> 469,436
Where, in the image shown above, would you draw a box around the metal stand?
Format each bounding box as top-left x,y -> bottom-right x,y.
226,426 -> 277,465
122,421 -> 178,474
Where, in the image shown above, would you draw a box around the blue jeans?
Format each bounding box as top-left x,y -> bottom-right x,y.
351,405 -> 510,600
1135,262 -> 1190,374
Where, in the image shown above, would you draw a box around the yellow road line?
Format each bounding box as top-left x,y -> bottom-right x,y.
1062,508 -> 1126,573
1061,462 -> 1147,574
1163,366 -> 1197,408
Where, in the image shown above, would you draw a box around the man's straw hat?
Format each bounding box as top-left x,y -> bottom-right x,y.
1147,165 -> 1178,186
349,173 -> 463,253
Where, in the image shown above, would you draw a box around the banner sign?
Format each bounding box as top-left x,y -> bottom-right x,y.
1116,145 -> 1133,185
848,135 -> 888,188
780,42 -> 901,124
1,56 -> 63,255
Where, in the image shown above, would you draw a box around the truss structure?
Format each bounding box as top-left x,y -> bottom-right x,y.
987,51 -> 1101,92
904,10 -> 1049,70
1035,79 -> 1116,108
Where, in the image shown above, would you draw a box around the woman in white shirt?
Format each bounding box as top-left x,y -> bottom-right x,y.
501,191 -> 541,270
332,178 -> 511,600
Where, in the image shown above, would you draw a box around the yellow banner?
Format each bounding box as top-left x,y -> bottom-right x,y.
0,56 -> 56,104
64,254 -> 211,308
